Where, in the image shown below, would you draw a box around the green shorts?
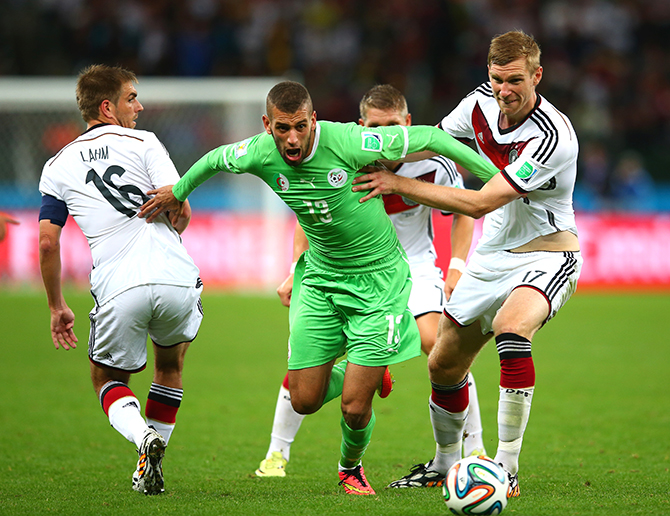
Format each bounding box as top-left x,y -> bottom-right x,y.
287,246 -> 421,370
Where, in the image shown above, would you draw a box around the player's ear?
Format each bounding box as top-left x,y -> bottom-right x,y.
99,99 -> 114,120
358,118 -> 365,127
533,66 -> 543,87
405,113 -> 412,126
262,114 -> 272,134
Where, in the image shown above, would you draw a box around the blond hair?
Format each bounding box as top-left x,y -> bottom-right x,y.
488,30 -> 541,73
359,84 -> 408,122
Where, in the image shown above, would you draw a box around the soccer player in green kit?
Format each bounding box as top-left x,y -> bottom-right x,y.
139,81 -> 498,495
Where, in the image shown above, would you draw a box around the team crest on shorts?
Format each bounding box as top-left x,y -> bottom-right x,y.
274,173 -> 290,192
327,168 -> 348,187
361,132 -> 383,152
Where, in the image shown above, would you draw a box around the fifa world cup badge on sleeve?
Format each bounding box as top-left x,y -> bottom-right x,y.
361,132 -> 383,152
234,139 -> 250,159
516,161 -> 537,183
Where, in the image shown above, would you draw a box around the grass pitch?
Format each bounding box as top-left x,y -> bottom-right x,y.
0,288 -> 668,515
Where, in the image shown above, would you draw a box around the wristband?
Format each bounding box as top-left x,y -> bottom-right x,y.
289,261 -> 297,274
448,257 -> 466,273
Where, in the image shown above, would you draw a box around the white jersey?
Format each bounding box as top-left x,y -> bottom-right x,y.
39,124 -> 199,306
383,157 -> 464,269
440,82 -> 579,252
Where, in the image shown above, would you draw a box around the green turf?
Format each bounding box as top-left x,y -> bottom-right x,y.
0,289 -> 669,515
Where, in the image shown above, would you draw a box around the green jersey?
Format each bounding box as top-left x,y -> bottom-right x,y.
173,121 -> 498,265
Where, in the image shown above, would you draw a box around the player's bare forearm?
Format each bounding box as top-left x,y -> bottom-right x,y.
293,221 -> 309,260
170,199 -> 192,234
444,269 -> 462,300
353,171 -> 518,218
450,213 -> 474,263
277,221 -> 308,307
38,221 -> 78,350
402,150 -> 438,163
139,185 -> 182,223
352,170 -> 481,216
444,213 -> 473,299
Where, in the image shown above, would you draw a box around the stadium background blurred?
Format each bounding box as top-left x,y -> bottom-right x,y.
1,0 -> 669,289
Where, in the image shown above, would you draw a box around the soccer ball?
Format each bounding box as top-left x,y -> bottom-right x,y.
442,455 -> 509,515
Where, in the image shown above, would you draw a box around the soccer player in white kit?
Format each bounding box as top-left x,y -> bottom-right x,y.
38,65 -> 203,495
353,31 -> 583,498
255,85 -> 487,481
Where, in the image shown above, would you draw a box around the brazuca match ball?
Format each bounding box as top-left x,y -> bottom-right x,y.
442,455 -> 509,515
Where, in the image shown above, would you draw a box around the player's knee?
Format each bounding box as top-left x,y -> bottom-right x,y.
289,393 -> 320,415
491,320 -> 533,339
427,351 -> 467,384
341,402 -> 370,430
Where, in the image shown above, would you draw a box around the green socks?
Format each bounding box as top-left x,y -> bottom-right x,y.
323,359 -> 347,405
339,410 -> 376,469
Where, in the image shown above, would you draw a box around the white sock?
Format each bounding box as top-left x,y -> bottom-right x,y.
108,396 -> 149,448
146,419 -> 175,445
463,373 -> 486,457
429,398 -> 467,474
494,386 -> 534,475
267,386 -> 305,461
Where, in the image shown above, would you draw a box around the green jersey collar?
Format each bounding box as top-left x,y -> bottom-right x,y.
303,121 -> 322,164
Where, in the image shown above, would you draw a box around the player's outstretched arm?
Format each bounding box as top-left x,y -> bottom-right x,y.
141,147 -> 228,224
406,126 -> 499,183
352,170 -> 520,218
38,220 -> 78,350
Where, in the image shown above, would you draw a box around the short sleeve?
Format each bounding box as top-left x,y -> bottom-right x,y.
144,132 -> 182,188
337,122 -> 411,170
38,163 -> 62,201
440,93 -> 477,141
501,140 -> 573,194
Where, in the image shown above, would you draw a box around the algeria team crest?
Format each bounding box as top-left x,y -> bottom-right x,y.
327,168 -> 348,187
275,173 -> 290,192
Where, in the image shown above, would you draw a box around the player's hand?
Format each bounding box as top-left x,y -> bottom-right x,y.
276,273 -> 294,307
50,307 -> 78,350
0,211 -> 20,225
0,211 -> 20,242
352,170 -> 401,203
444,269 -> 462,301
139,185 -> 182,224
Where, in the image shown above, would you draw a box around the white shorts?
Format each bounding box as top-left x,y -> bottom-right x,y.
445,250 -> 582,334
88,282 -> 204,372
408,262 -> 445,318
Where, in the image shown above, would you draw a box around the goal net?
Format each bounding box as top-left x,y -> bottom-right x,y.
0,77 -> 296,290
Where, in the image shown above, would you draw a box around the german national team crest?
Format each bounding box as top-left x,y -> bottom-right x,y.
509,148 -> 519,164
327,168 -> 348,188
274,173 -> 290,192
361,132 -> 383,152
